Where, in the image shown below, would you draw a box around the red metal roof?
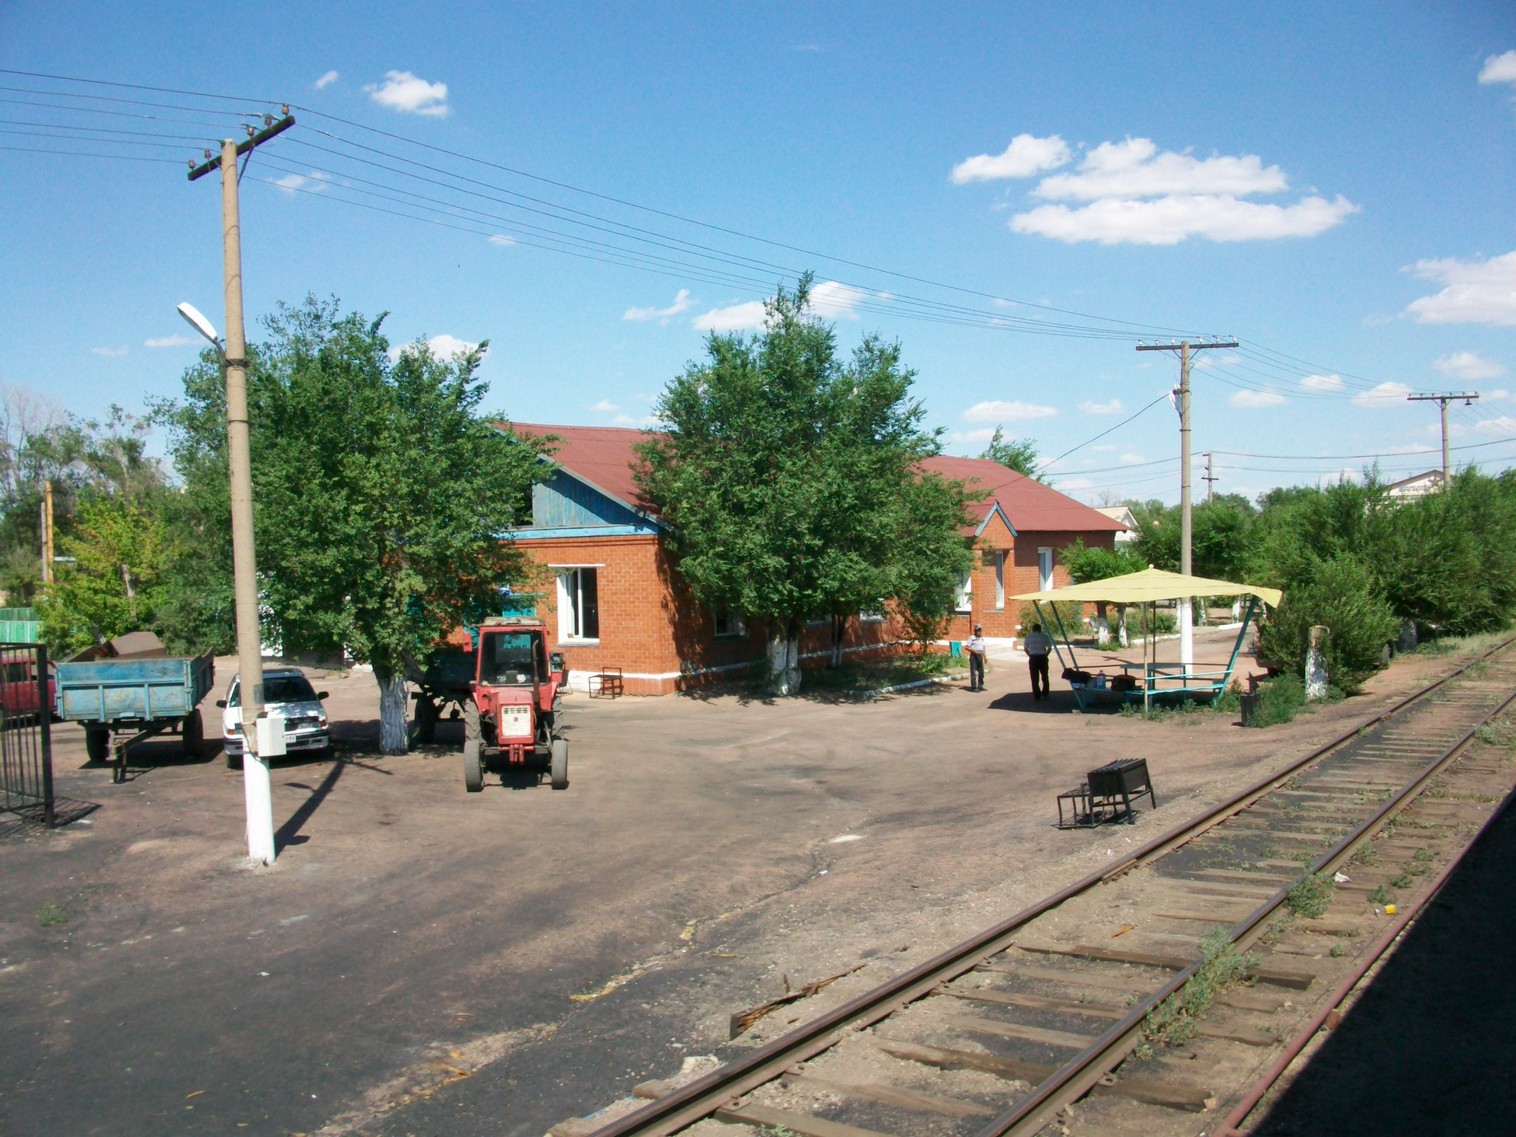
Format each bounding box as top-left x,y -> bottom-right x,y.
508,423 -> 1124,537
919,454 -> 1126,536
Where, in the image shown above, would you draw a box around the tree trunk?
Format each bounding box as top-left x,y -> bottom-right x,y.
1094,601 -> 1111,646
1117,605 -> 1129,648
376,669 -> 410,754
830,615 -> 845,669
768,621 -> 801,695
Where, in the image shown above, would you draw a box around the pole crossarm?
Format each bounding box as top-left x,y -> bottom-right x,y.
1408,391 -> 1480,482
187,113 -> 295,181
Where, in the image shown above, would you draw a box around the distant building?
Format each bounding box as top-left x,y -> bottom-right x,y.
1386,470 -> 1444,501
1094,505 -> 1139,544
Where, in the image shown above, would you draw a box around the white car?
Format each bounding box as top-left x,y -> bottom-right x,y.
218,666 -> 330,768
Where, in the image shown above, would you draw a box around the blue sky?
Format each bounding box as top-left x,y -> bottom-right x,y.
2,1 -> 1513,506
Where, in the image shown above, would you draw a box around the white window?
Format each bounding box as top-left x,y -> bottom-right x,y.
992,551 -> 1006,610
1038,547 -> 1054,592
557,567 -> 600,641
954,571 -> 973,613
860,604 -> 885,623
713,610 -> 745,638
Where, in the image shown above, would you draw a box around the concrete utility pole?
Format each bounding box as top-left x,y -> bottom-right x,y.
1202,452 -> 1218,502
188,112 -> 294,867
1407,391 -> 1479,484
1136,339 -> 1238,673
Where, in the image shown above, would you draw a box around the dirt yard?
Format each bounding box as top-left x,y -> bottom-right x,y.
0,633 -> 1474,1136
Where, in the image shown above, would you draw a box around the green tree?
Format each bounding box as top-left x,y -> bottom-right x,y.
636,276 -> 970,693
981,427 -> 1047,483
156,296 -> 547,753
37,494 -> 168,655
1060,538 -> 1146,644
1256,555 -> 1397,694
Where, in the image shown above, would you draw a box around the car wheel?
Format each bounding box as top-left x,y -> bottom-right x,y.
85,726 -> 110,764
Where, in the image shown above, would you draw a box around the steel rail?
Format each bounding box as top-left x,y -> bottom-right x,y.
980,648 -> 1516,1137
1212,786 -> 1516,1137
585,637 -> 1516,1137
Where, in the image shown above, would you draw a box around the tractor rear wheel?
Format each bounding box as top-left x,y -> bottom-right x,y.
549,738 -> 568,790
182,709 -> 203,757
463,739 -> 484,792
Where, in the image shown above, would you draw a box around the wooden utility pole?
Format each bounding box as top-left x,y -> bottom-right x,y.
1136,339 -> 1237,672
188,111 -> 293,867
41,480 -> 54,586
1407,391 -> 1479,484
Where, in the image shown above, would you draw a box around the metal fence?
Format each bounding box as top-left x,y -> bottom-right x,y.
1,642 -> 54,827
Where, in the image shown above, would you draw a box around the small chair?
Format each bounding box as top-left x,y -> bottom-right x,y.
1057,783 -> 1093,829
589,666 -> 624,698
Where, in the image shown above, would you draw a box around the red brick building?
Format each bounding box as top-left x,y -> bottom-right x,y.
919,455 -> 1126,645
505,425 -> 1123,694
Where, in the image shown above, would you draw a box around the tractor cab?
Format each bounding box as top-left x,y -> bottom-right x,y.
463,617 -> 569,792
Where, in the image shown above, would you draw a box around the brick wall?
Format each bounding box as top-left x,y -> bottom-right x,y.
943,526 -> 1117,643
517,534 -> 905,695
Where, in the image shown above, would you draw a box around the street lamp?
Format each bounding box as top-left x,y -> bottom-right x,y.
178,300 -> 275,866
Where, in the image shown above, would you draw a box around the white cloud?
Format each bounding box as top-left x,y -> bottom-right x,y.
951,134 -> 1071,184
488,234 -> 516,247
145,335 -> 193,349
91,345 -> 128,358
590,399 -> 621,413
1433,351 -> 1505,381
963,400 -> 1057,423
1230,389 -> 1286,408
1300,373 -> 1344,391
272,171 -> 330,194
1012,193 -> 1359,245
1491,388 -> 1512,401
394,334 -> 482,362
1079,398 -> 1124,415
959,134 -> 1357,245
949,427 -> 999,446
1352,381 -> 1413,408
624,289 -> 694,323
365,71 -> 449,117
808,280 -> 867,319
693,300 -> 767,333
1119,452 -> 1146,464
1474,415 -> 1516,437
1033,138 -> 1288,201
1478,50 -> 1516,86
315,70 -> 339,90
1403,250 -> 1516,326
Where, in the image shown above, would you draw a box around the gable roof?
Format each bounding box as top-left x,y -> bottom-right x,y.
510,422 -> 659,517
920,454 -> 1126,537
506,424 -> 1123,538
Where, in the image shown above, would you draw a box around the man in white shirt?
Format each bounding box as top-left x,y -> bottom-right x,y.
1023,622 -> 1054,701
965,625 -> 986,691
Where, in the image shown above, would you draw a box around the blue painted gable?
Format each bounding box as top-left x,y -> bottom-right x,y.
519,470 -> 661,537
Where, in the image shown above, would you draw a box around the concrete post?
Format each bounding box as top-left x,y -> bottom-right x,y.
1305,625 -> 1329,702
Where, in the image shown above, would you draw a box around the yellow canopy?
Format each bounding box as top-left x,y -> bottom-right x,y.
1011,566 -> 1281,609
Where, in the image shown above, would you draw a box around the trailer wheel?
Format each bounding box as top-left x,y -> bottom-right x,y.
85,726 -> 110,764
549,738 -> 568,790
226,747 -> 243,770
463,739 -> 484,793
182,709 -> 203,757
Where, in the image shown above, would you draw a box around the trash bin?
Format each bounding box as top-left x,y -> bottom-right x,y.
949,641 -> 962,658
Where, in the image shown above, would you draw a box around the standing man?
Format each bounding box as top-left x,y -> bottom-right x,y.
965,624 -> 986,692
1023,622 -> 1054,701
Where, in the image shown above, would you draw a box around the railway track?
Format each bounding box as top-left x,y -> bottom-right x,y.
562,640 -> 1516,1137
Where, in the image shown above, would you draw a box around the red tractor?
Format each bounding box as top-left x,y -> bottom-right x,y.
460,617 -> 569,793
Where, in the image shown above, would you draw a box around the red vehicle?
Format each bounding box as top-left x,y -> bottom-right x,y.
1,651 -> 54,723
461,617 -> 569,793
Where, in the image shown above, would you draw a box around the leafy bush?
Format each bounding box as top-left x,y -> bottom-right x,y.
1017,600 -> 1086,640
1241,674 -> 1306,727
1256,555 -> 1397,695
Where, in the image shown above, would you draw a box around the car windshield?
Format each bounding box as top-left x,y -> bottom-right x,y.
229,674 -> 317,706
481,632 -> 539,685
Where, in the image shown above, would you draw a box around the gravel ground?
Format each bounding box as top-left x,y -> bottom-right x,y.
0,633 -> 1485,1136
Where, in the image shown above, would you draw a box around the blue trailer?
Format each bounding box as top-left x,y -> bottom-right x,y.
54,651 -> 215,782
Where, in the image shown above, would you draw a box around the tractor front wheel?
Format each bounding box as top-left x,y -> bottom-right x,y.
549,738 -> 568,790
463,739 -> 484,792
